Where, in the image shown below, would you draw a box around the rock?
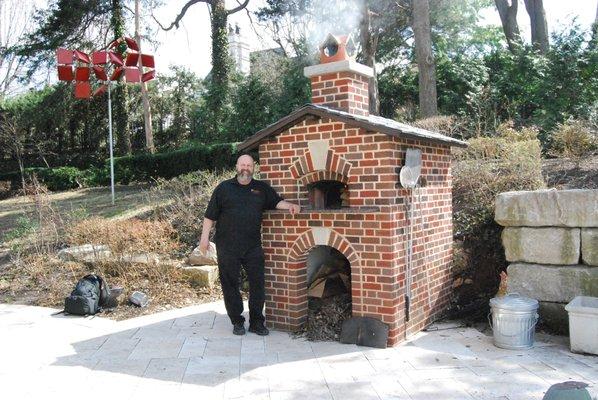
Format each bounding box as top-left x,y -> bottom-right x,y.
181,265 -> 219,289
129,291 -> 149,307
57,244 -> 111,262
187,242 -> 217,265
117,253 -> 161,264
501,227 -> 581,265
538,301 -> 569,335
495,189 -> 598,227
507,263 -> 598,303
581,229 -> 598,267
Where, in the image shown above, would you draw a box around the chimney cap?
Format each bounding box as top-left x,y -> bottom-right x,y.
319,33 -> 357,63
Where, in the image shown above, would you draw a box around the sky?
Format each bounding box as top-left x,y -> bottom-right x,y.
151,0 -> 597,79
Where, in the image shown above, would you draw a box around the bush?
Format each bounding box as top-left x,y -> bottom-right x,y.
450,130 -> 545,319
549,119 -> 597,159
413,115 -> 467,138
0,142 -> 244,191
110,142 -> 242,183
148,169 -> 232,248
0,180 -> 13,199
35,166 -> 84,191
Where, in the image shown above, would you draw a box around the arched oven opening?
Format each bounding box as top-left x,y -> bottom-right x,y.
299,245 -> 352,340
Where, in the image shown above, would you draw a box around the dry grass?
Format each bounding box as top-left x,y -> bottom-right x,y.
67,217 -> 181,256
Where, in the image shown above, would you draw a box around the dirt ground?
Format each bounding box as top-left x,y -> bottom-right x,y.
542,155 -> 598,189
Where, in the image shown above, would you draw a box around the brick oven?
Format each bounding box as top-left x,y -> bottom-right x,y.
237,34 -> 467,346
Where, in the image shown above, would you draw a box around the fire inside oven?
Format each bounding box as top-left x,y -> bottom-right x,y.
307,180 -> 348,210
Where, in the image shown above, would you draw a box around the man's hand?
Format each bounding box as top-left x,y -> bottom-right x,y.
288,203 -> 301,215
276,200 -> 301,215
199,217 -> 214,255
199,237 -> 210,255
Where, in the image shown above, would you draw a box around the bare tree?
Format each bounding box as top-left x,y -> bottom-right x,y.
591,0 -> 598,44
154,0 -> 249,140
0,116 -> 27,190
359,1 -> 380,115
135,0 -> 155,153
495,0 -> 521,53
523,0 -> 549,53
0,0 -> 34,98
412,0 -> 437,117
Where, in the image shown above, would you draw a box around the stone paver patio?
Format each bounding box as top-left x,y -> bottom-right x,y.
1,301 -> 596,400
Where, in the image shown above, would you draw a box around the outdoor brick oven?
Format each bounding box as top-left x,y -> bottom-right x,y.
238,34 -> 466,346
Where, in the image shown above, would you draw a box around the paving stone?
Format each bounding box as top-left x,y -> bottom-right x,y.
3,301 -> 598,400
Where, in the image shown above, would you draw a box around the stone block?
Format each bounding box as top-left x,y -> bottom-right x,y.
57,244 -> 111,262
507,263 -> 598,303
581,228 -> 598,267
181,265 -> 219,289
501,227 -> 580,265
495,189 -> 598,227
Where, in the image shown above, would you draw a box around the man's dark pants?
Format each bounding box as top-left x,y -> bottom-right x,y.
216,245 -> 266,326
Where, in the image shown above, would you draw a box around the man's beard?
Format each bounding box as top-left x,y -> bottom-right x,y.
237,170 -> 252,183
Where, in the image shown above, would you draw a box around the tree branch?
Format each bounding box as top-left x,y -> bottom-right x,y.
153,0 -> 211,31
226,0 -> 249,16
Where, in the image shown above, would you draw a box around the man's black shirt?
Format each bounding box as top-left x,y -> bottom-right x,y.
204,177 -> 283,251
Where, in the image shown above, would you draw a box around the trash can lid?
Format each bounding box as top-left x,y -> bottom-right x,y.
490,293 -> 539,311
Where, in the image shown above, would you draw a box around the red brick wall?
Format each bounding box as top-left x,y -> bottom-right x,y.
310,72 -> 369,116
258,116 -> 453,345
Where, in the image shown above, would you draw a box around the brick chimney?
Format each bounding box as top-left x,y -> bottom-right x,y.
304,34 -> 373,116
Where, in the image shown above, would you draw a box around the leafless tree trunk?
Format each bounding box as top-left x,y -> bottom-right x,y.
412,0 -> 437,118
135,0 -> 155,153
359,1 -> 380,115
495,0 -> 521,53
0,0 -> 34,98
0,117 -> 26,190
523,0 -> 549,53
592,1 -> 598,43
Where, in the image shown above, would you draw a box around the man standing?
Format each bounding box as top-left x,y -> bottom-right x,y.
199,154 -> 300,335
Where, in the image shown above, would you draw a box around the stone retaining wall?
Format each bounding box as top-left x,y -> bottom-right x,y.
495,189 -> 598,334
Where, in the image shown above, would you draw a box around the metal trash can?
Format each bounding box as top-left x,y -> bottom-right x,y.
489,293 -> 539,350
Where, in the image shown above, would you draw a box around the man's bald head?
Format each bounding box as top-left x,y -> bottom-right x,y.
236,154 -> 254,166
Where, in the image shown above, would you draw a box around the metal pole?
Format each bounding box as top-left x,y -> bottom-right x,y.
405,188 -> 414,322
107,81 -> 115,205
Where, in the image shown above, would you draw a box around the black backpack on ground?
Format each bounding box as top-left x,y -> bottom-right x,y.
64,274 -> 111,316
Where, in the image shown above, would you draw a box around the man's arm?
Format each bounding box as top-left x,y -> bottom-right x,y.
199,217 -> 214,254
276,200 -> 301,215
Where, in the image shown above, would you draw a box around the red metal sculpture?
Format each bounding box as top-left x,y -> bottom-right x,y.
55,37 -> 155,99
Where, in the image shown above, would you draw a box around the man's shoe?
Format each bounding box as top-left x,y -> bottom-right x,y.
248,323 -> 269,336
233,322 -> 246,335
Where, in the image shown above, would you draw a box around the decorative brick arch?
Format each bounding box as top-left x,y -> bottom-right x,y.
268,227 -> 362,330
287,227 -> 360,266
289,146 -> 352,180
298,170 -> 348,187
